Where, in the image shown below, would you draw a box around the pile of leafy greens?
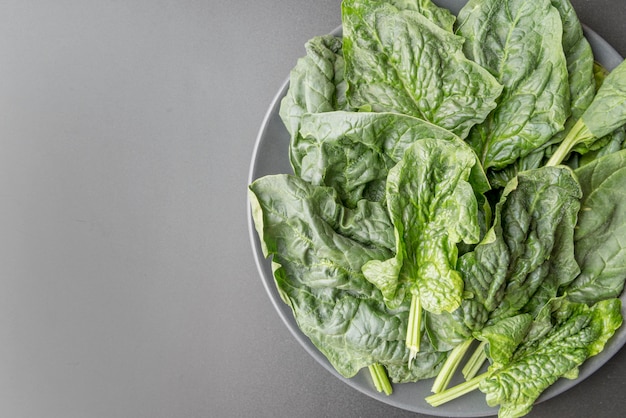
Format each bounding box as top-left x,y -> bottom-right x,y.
249,0 -> 626,416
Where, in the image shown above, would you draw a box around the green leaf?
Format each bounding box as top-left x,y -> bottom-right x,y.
384,348 -> 448,383
551,0 -> 595,122
362,138 -> 480,313
479,299 -> 622,418
567,149 -> 626,303
458,0 -> 570,169
547,59 -> 626,166
425,301 -> 486,352
426,166 -> 581,350
587,299 -> 623,357
578,126 -> 626,167
290,111 -> 459,207
249,175 -> 393,295
487,0 -> 596,184
474,314 -> 533,368
488,167 -> 582,321
582,59 -> 626,139
279,35 -> 352,139
382,0 -> 456,31
341,0 -> 502,138
249,175 -> 445,378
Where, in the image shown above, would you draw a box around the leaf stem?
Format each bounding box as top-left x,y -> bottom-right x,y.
406,294 -> 422,365
545,119 -> 593,166
431,338 -> 473,393
462,340 -> 488,380
425,373 -> 487,407
368,363 -> 393,395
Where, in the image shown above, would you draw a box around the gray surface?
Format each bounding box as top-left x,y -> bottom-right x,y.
0,1 -> 624,417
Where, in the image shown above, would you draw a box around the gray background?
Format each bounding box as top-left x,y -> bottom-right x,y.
1,0 -> 625,417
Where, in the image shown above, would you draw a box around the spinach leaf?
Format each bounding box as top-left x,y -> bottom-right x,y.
566,149 -> 626,303
249,175 -> 444,379
581,59 -> 626,140
362,137 -> 480,356
249,175 -> 393,296
341,0 -> 502,138
548,58 -> 626,165
290,111 -> 459,207
478,299 -> 622,418
279,35 -> 352,138
384,0 -> 456,31
278,271 -> 446,381
362,138 -> 480,310
488,167 -> 581,321
486,149 -> 546,189
593,61 -> 610,89
551,0 -> 596,123
474,314 -> 533,369
577,126 -> 626,167
457,0 -> 570,170
427,299 -> 622,416
486,0 -> 595,185
425,166 -> 581,351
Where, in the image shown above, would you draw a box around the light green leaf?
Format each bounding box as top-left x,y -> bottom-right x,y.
474,314 -> 533,368
279,35 -> 352,138
385,0 -> 456,31
479,299 -> 622,418
362,138 -> 480,313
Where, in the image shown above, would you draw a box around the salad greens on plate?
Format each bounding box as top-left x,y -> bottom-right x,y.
249,0 -> 626,416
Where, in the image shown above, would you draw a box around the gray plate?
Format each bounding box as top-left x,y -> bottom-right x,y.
247,1 -> 626,416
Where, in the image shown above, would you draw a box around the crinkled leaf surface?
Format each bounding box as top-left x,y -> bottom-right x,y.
249,175 -> 393,296
249,175 -> 447,379
279,35 -> 352,138
474,314 -> 533,368
550,0 -> 596,126
487,0 -> 596,185
457,0 -> 570,169
567,149 -> 626,303
578,126 -> 626,166
362,138 -> 479,314
426,166 -> 581,349
341,0 -> 502,138
290,111 -> 459,207
249,175 -> 446,379
385,0 -> 456,31
479,299 -> 622,418
488,167 -> 581,321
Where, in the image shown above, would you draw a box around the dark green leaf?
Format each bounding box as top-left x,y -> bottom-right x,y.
249,174 -> 393,295
457,0 -> 570,169
581,59 -> 626,139
567,149 -> 626,303
249,175 -> 440,378
290,111 -> 459,207
489,0 -> 595,184
489,167 -> 581,321
427,166 -> 581,349
341,0 -> 502,138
